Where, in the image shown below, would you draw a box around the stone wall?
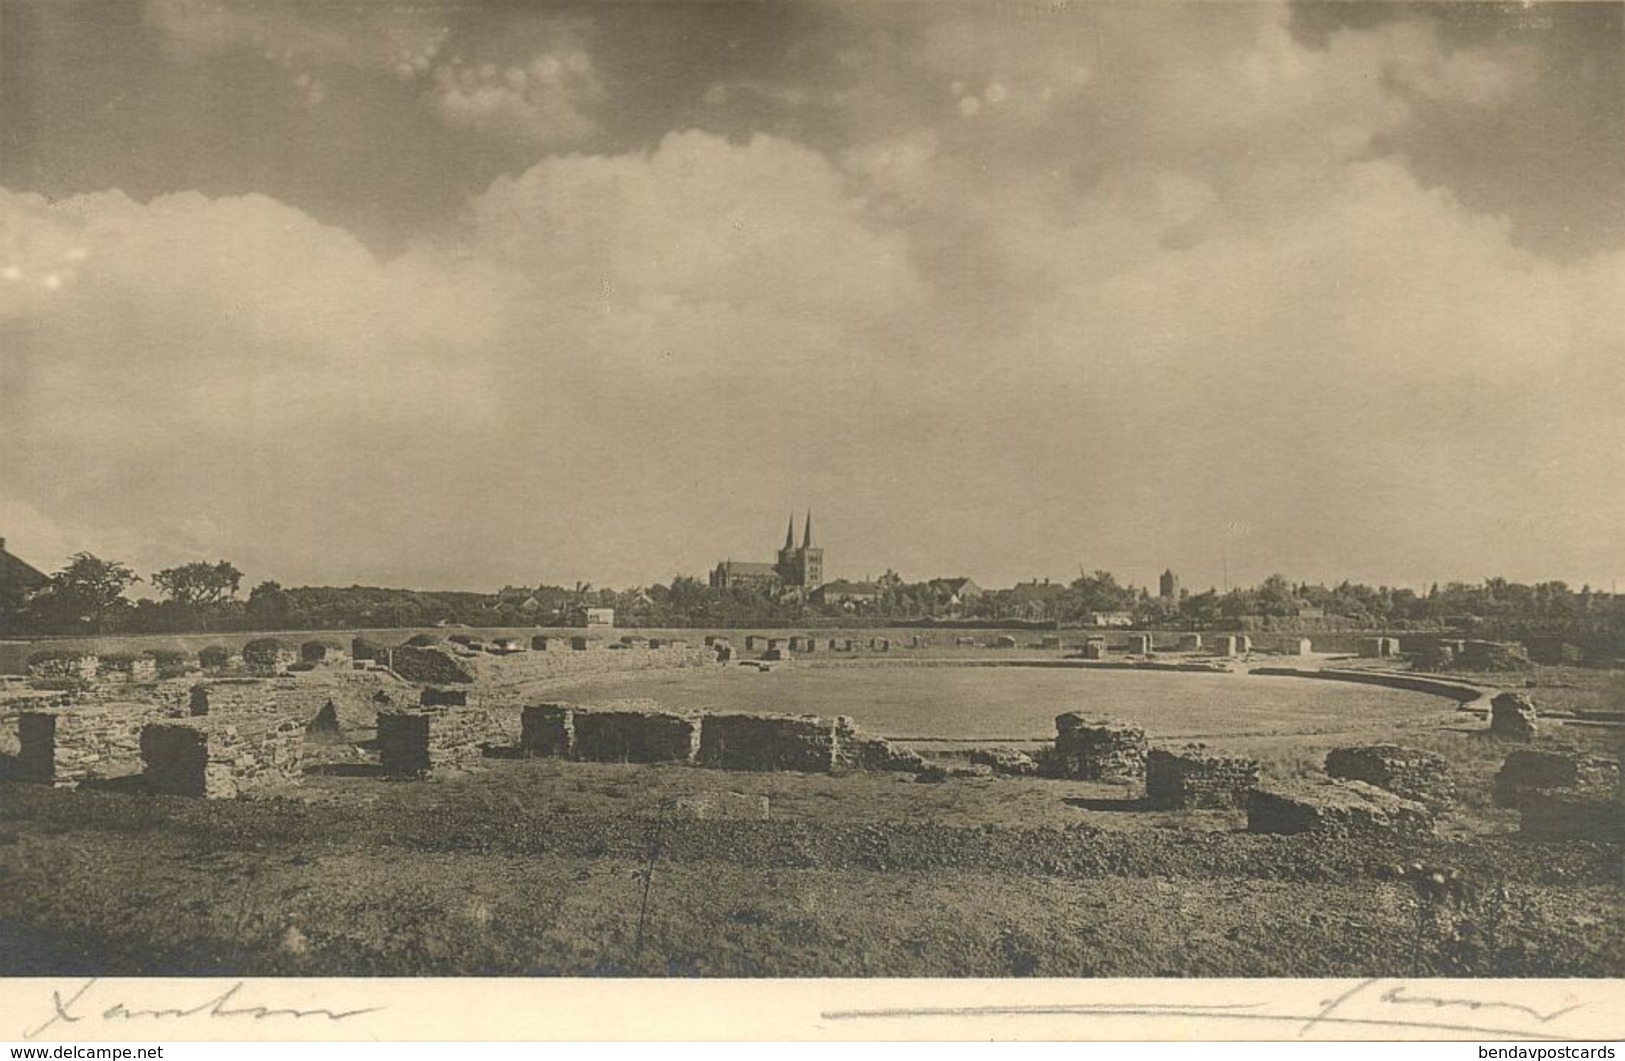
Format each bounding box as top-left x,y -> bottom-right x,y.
1459,640 -> 1531,671
698,712 -> 841,772
99,656 -> 159,682
375,706 -> 498,776
572,701 -> 700,763
1356,637 -> 1401,658
174,674 -> 397,731
0,690 -> 71,756
1246,779 -> 1434,837
520,703 -> 575,757
517,701 -> 922,775
1145,746 -> 1260,809
1051,713 -> 1148,782
377,711 -> 432,776
1325,744 -> 1456,810
17,703 -> 172,786
27,654 -> 100,681
140,715 -> 303,798
1492,750 -> 1620,808
385,646 -> 475,685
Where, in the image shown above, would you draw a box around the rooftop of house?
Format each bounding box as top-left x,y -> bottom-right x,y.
0,537 -> 48,590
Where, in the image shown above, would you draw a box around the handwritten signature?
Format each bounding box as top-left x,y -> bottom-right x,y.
822,978 -> 1598,1040
24,979 -> 383,1040
1303,978 -> 1585,1036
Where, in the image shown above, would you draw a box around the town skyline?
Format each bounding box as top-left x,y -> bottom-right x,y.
2,2 -> 1620,597
3,517 -> 1618,606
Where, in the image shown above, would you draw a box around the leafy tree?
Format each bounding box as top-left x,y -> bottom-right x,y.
153,560 -> 243,608
246,580 -> 292,625
27,553 -> 141,633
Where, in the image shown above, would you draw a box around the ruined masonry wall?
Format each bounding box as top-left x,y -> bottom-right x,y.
571,701 -> 700,763
519,702 -> 921,774
1052,713 -> 1148,782
698,713 -> 840,772
1145,747 -> 1260,809
18,703 -> 171,785
1325,744 -> 1456,810
140,716 -> 303,798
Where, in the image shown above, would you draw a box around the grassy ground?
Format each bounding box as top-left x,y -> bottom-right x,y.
1,656 -> 1619,978
3,724 -> 1621,978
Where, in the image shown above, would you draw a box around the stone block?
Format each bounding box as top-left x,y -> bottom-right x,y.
1490,692 -> 1539,740
1325,744 -> 1456,810
573,703 -> 699,763
1146,746 -> 1261,809
698,712 -> 838,772
141,715 -> 303,798
1246,779 -> 1433,837
520,703 -> 575,758
1493,750 -> 1619,807
1051,713 -> 1148,782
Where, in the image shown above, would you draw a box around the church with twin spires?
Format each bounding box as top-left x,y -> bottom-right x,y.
709,512 -> 824,593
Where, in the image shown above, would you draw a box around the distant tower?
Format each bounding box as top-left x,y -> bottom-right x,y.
1160,569 -> 1181,600
777,510 -> 824,589
801,511 -> 823,587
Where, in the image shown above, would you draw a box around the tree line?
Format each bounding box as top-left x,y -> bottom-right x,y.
3,552 -> 1619,640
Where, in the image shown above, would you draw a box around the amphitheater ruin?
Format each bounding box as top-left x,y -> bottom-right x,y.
1,629 -> 1620,846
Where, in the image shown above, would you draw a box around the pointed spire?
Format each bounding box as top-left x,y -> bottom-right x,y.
803,510 -> 813,548
784,513 -> 796,552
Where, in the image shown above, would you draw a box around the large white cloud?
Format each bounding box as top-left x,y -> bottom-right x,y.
0,131 -> 930,585
2,8 -> 1618,591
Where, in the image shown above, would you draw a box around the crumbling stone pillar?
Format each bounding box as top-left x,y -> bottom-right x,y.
520,703 -> 575,758
377,710 -> 432,777
1051,713 -> 1147,782
1490,692 -> 1539,740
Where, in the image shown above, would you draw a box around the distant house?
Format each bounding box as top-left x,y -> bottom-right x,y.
1085,611 -> 1135,628
812,580 -> 882,607
0,537 -> 48,605
582,607 -> 615,629
1003,579 -> 1068,621
928,577 -> 982,613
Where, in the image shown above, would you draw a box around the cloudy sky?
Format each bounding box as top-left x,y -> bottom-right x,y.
1,1 -> 1620,594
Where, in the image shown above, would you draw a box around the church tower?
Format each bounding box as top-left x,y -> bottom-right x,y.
776,510 -> 824,589
800,511 -> 823,588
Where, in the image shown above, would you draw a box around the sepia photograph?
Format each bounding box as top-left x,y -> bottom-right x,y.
0,0 -> 1621,1042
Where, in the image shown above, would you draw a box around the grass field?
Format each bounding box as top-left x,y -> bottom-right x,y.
544,665 -> 1456,743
